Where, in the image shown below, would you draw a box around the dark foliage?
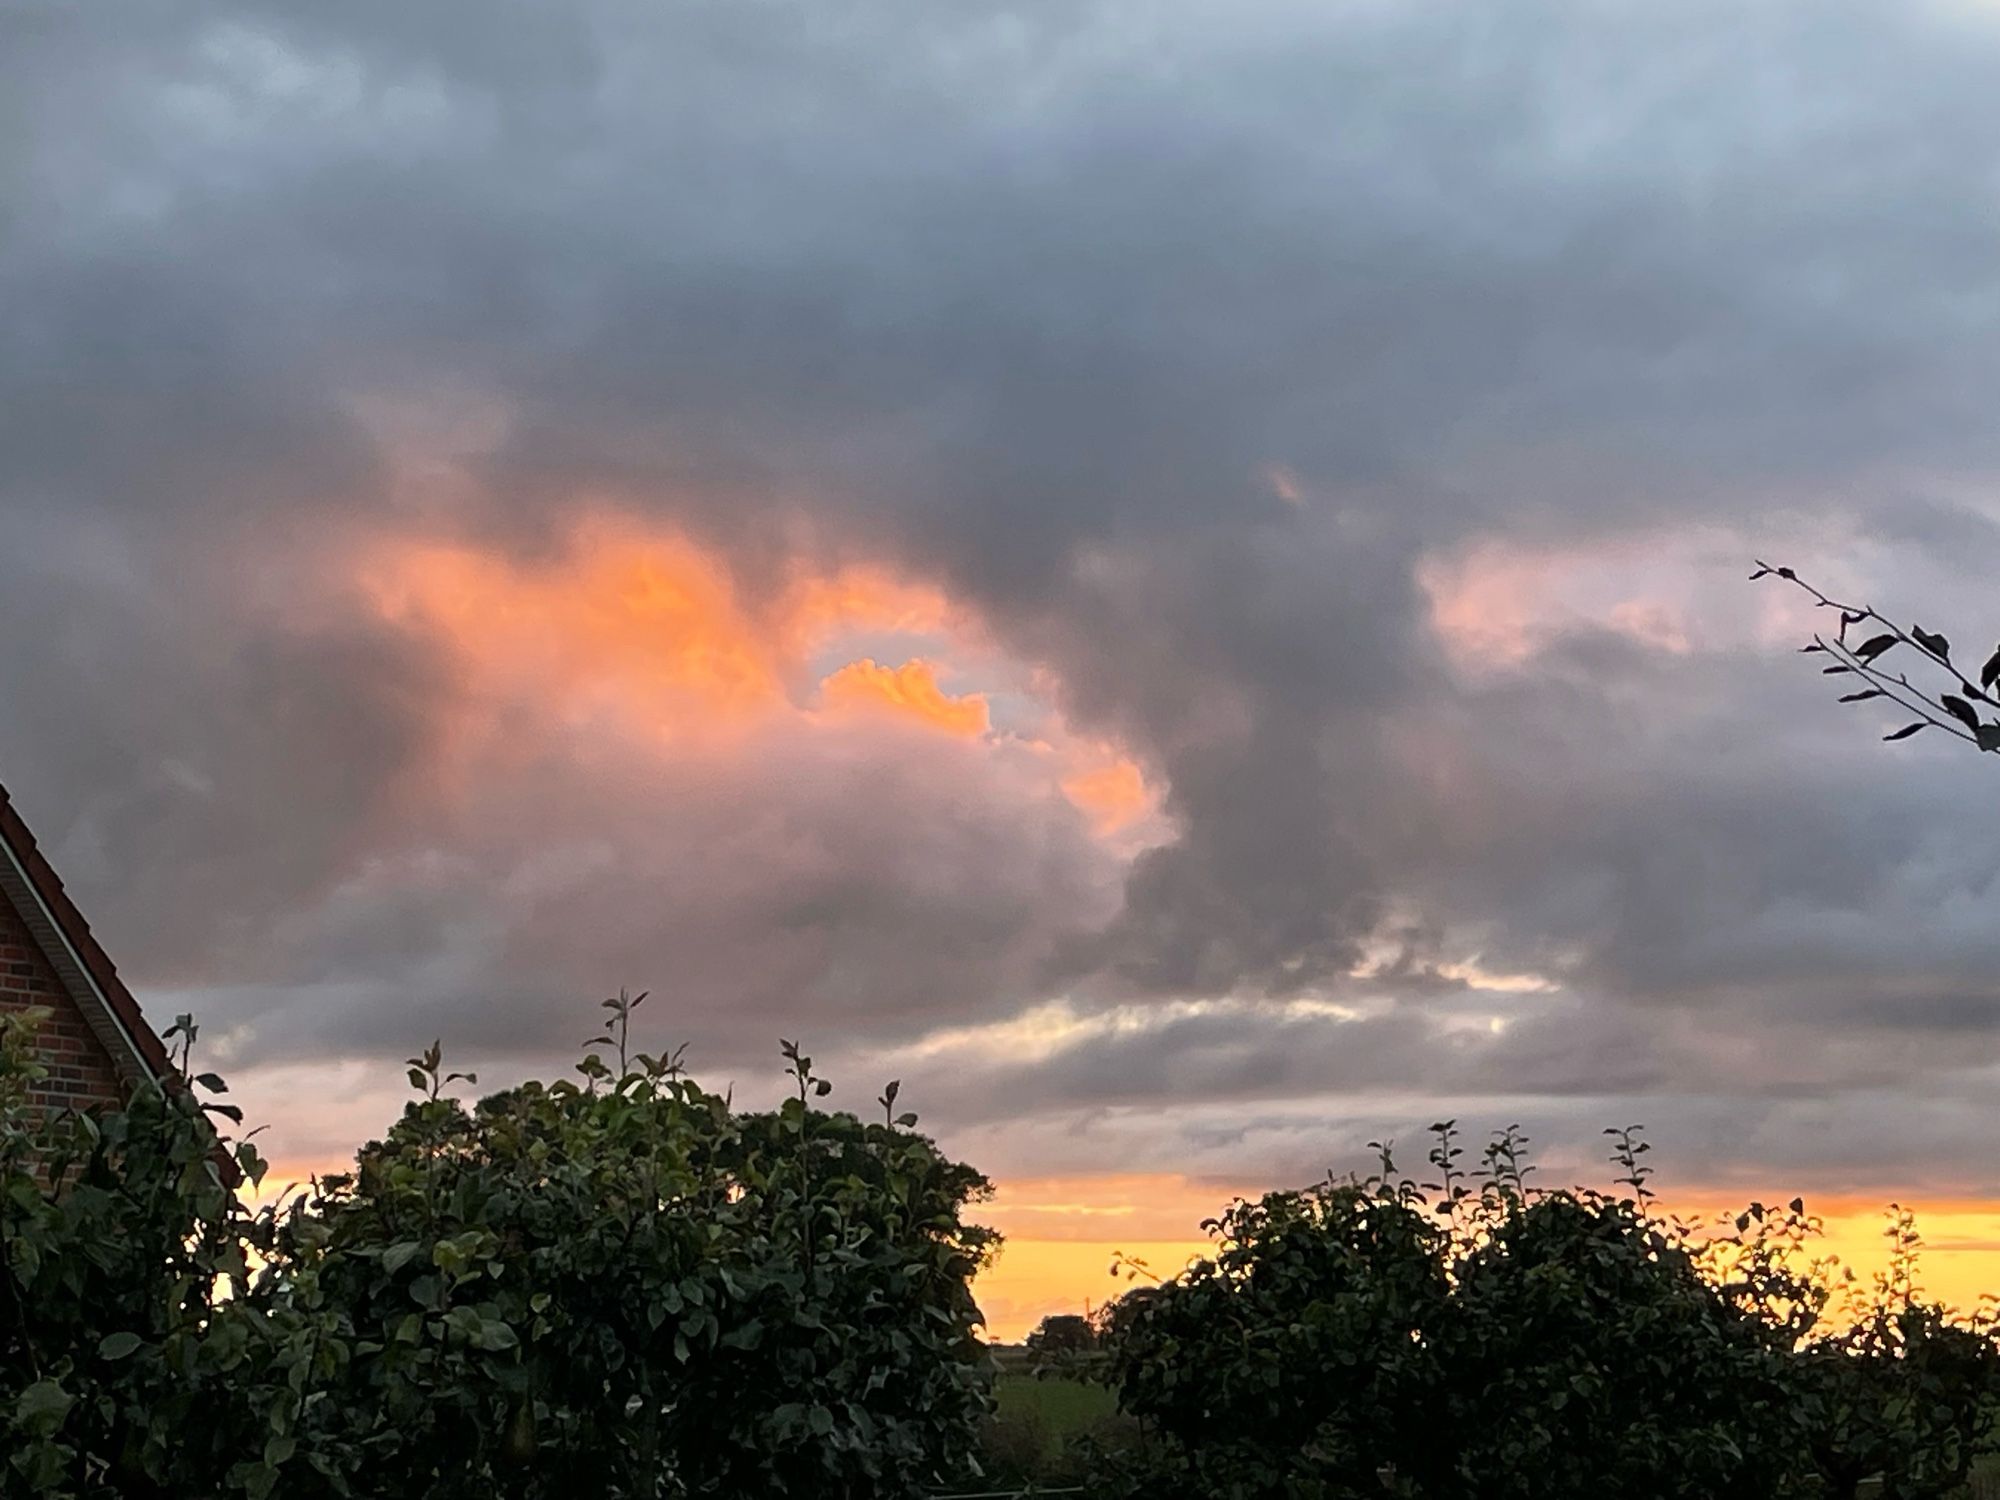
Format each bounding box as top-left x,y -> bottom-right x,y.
2,1001 -> 997,1498
1089,1126 -> 2000,1499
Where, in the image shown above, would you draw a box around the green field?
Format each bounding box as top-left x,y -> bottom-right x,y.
994,1372 -> 1118,1441
983,1363 -> 2000,1497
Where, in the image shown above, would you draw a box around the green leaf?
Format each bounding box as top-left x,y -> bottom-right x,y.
1854,633 -> 1899,661
381,1241 -> 425,1275
97,1330 -> 144,1360
1884,722 -> 1929,741
14,1379 -> 74,1437
474,1318 -> 519,1352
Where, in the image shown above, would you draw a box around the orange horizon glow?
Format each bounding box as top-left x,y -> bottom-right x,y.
241,1137 -> 2000,1344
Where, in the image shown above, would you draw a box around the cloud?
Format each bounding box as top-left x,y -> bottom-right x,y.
8,0 -> 2000,1205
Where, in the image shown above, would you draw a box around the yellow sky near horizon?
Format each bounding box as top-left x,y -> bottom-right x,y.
971,1179 -> 2000,1343
239,1152 -> 2000,1345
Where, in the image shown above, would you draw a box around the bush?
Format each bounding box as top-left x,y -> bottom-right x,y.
1089,1125 -> 2000,1500
2,1001 -> 999,1498
1796,1208 -> 2000,1499
1441,1190 -> 1808,1498
1100,1169 -> 1451,1497
1,1007 -> 305,1498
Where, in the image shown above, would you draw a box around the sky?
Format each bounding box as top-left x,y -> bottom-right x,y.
11,0 -> 2000,1339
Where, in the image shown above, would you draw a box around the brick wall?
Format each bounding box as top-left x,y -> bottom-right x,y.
0,891 -> 126,1111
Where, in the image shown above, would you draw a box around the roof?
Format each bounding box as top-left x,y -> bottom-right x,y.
0,780 -> 173,1087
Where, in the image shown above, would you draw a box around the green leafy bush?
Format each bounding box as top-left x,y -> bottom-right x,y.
2,1000 -> 998,1498
1441,1189 -> 1807,1498
1,1007 -> 305,1498
1090,1125 -> 2000,1500
1100,1170 -> 1450,1498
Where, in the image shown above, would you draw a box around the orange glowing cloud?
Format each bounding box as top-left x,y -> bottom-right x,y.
361,518 -> 786,738
819,658 -> 991,736
780,569 -> 956,655
1061,757 -> 1153,834
357,509 -> 1167,845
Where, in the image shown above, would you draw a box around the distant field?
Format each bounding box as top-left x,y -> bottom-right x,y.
994,1372 -> 1118,1443
983,1360 -> 2000,1497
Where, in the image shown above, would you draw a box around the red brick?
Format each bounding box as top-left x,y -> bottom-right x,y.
0,898 -> 125,1112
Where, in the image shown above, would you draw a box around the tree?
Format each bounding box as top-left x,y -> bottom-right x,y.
1754,561 -> 2000,753
1024,1313 -> 1096,1357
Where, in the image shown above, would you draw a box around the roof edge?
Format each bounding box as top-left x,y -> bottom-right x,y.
0,782 -> 173,1086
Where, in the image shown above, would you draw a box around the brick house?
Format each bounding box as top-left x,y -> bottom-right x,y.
0,780 -> 173,1110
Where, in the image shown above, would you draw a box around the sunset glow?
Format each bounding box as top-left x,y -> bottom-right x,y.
17,0 -> 2000,1437
820,657 -> 991,736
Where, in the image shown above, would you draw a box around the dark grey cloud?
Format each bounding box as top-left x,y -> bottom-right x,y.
8,0 -> 2000,1193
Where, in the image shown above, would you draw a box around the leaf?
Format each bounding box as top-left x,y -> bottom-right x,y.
1913,626 -> 1951,660
14,1379 -> 74,1437
895,1112 -> 920,1129
1838,690 -> 1885,703
1884,722 -> 1929,741
1853,633 -> 1899,661
1983,646 -> 2000,690
382,1241 -> 425,1275
1942,695 -> 1979,730
883,1079 -> 900,1106
407,1068 -> 428,1090
475,1318 -> 519,1352
1822,666 -> 1852,675
194,1072 -> 227,1092
97,1331 -> 144,1360
813,1078 -> 832,1097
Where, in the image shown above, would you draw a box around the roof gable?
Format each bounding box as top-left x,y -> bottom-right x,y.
0,781 -> 172,1088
